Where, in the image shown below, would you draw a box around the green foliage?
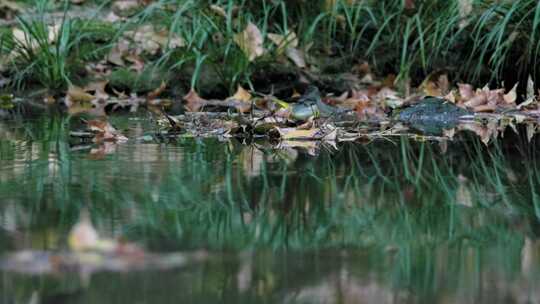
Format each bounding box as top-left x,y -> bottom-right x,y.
3,0 -> 540,90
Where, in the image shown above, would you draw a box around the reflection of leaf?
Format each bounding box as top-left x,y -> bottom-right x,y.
455,174 -> 473,207
87,119 -> 128,142
68,210 -> 100,252
234,22 -> 264,61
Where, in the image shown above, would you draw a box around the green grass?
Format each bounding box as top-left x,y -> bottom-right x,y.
2,0 -> 540,94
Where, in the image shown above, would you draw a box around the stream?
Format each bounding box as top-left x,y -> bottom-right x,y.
1,113 -> 540,304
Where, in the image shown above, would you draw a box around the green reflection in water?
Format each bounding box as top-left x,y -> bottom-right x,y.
1,115 -> 540,303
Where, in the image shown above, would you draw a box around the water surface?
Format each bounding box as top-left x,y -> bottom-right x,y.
1,114 -> 540,304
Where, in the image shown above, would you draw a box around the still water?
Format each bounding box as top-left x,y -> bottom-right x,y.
1,114 -> 540,303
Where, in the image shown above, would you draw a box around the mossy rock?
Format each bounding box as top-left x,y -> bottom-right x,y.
398,97 -> 471,134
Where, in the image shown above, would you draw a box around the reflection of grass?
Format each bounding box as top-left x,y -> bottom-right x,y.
2,116 -> 540,301
0,117 -> 538,252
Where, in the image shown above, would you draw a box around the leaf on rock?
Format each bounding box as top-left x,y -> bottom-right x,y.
234,22 -> 264,61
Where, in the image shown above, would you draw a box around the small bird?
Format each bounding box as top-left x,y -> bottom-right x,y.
290,86 -> 339,120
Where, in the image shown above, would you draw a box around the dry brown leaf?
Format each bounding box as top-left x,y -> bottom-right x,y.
503,83 -> 518,104
128,25 -> 185,55
125,53 -> 145,73
147,81 -> 167,100
268,32 -> 299,52
285,47 -> 307,68
107,38 -> 130,66
234,22 -> 264,61
458,83 -> 475,102
422,73 -> 449,97
277,127 -> 320,140
183,89 -> 207,112
226,86 -> 252,113
464,91 -> 487,108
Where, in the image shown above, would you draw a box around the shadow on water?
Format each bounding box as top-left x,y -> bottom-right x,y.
1,114 -> 540,303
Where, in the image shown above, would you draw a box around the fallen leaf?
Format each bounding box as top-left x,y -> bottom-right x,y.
458,83 -> 475,102
275,127 -> 326,140
503,83 -> 518,104
268,32 -> 299,52
107,38 -> 130,66
226,86 -> 252,113
147,81 -> 167,100
234,22 -> 264,61
285,47 -> 306,68
183,88 -> 207,112
66,86 -> 95,104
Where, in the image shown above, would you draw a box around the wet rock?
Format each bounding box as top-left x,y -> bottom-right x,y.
398,97 -> 471,134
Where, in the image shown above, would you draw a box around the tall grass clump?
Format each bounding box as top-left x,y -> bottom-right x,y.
2,0 -> 116,91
